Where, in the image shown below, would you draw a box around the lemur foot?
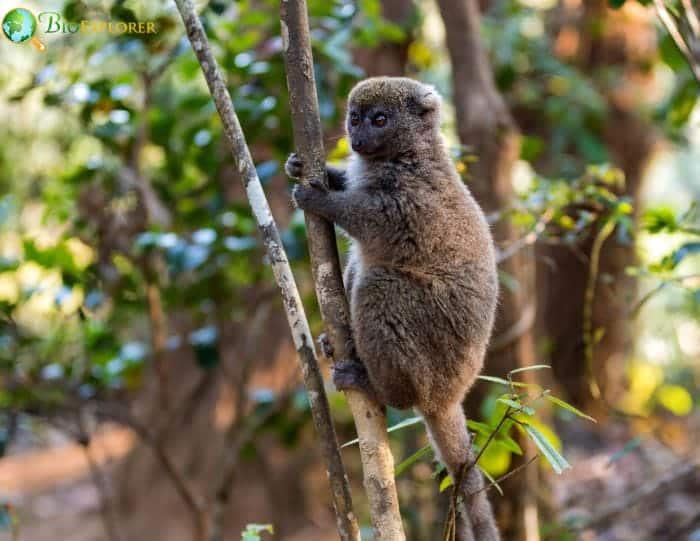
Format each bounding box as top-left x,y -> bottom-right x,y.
332,360 -> 378,401
318,332 -> 334,360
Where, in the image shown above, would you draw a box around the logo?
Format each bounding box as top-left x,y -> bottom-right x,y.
2,7 -> 45,51
2,6 -> 158,50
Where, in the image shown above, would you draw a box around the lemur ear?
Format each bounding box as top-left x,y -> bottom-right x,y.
407,86 -> 441,116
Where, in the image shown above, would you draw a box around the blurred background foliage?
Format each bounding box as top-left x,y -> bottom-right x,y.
0,0 -> 698,539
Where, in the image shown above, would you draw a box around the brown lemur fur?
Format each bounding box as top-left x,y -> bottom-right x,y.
286,77 -> 500,540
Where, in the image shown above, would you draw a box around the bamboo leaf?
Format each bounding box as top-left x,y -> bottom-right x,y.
477,375 -> 511,385
497,398 -> 534,415
477,375 -> 539,388
467,419 -> 495,436
522,424 -> 571,474
545,395 -> 597,423
387,416 -> 423,433
439,474 -> 454,492
343,415 -> 423,447
508,364 -> 551,376
495,433 -> 523,455
395,444 -> 433,477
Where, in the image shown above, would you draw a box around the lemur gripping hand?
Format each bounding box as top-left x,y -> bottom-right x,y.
292,180 -> 328,213
285,152 -> 304,179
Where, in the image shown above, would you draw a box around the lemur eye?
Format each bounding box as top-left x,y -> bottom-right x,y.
350,112 -> 360,126
373,114 -> 387,127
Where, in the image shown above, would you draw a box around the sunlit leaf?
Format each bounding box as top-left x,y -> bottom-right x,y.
439,473 -> 453,492
477,443 -> 512,477
241,523 -> 274,541
656,384 -> 693,416
643,207 -> 678,233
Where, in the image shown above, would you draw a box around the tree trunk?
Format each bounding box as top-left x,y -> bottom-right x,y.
354,0 -> 416,77
536,1 -> 658,412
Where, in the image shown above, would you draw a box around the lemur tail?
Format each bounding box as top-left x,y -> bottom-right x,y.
421,403 -> 501,541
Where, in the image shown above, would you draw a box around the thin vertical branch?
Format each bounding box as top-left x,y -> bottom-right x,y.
79,441 -> 123,541
171,1 -> 361,540
129,72 -> 172,411
680,0 -> 700,39
280,1 -> 405,539
653,0 -> 700,83
582,218 -> 616,401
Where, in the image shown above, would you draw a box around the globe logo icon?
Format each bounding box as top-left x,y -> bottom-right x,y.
2,8 -> 46,51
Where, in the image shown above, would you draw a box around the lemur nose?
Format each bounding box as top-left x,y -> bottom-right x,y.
352,140 -> 363,151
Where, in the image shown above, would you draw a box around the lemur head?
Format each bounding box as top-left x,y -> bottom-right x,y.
346,77 -> 441,159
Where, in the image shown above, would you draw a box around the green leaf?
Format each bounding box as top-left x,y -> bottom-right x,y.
508,364 -> 551,376
659,33 -> 686,71
608,0 -> 626,8
467,419 -> 496,436
642,207 -> 678,233
656,384 -> 693,416
439,474 -> 453,492
395,444 -> 433,476
477,375 -> 539,388
497,398 -> 534,415
495,433 -> 523,455
343,415 -> 423,447
545,395 -> 597,423
522,424 -> 571,474
520,135 -> 545,162
477,375 -> 511,385
387,416 -> 423,433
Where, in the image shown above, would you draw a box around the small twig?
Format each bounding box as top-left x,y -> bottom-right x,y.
75,409 -> 122,541
80,441 -> 122,541
582,218 -> 616,401
681,0 -> 700,39
629,273 -> 700,317
653,0 -> 700,83
468,454 -> 540,498
496,209 -> 554,264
